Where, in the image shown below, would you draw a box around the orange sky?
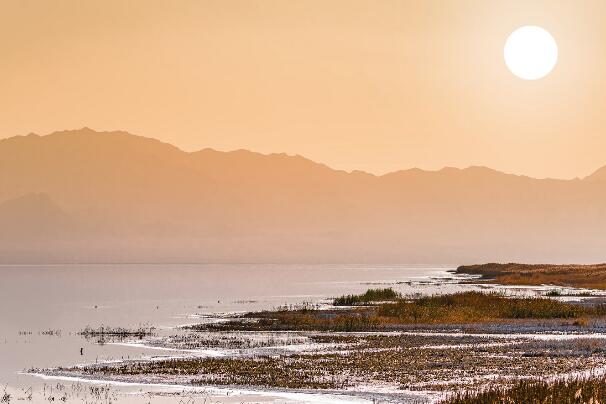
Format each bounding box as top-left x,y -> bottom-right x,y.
1,0 -> 605,179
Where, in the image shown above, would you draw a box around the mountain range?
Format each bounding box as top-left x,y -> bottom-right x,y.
1,128 -> 605,264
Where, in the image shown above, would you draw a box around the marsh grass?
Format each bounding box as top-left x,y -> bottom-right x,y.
376,291 -> 603,324
333,287 -> 400,305
38,382 -> 116,404
69,336 -> 606,393
195,291 -> 604,332
84,357 -> 348,389
1,386 -> 10,404
444,374 -> 606,404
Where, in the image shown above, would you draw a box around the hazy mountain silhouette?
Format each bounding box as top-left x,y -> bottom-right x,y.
1,128 -> 605,264
0,193 -> 73,238
586,166 -> 606,182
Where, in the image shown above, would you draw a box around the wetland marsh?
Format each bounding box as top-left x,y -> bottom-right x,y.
4,263 -> 606,403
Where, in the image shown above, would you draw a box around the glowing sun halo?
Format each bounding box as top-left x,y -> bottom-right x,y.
504,26 -> 558,80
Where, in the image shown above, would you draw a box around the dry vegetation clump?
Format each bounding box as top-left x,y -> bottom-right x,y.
79,325 -> 155,344
1,388 -> 10,404
79,356 -> 349,389
333,288 -> 400,306
545,289 -> 594,297
443,374 -> 606,404
151,331 -> 310,350
457,263 -> 606,289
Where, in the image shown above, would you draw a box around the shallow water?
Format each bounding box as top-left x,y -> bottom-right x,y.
0,264 -> 457,403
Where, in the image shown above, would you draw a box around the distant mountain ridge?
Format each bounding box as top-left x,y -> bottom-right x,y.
586,165 -> 606,182
1,128 -> 605,264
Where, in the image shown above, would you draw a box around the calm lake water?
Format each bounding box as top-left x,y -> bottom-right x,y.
0,264 -> 457,403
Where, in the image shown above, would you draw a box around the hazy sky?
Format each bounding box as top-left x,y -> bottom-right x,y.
2,0 -> 605,179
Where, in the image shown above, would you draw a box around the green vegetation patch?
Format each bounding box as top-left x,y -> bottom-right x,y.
333,288 -> 400,306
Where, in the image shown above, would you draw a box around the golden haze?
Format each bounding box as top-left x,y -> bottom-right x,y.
1,0 -> 606,179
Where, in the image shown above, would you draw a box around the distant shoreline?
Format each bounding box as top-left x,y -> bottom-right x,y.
457,263 -> 606,290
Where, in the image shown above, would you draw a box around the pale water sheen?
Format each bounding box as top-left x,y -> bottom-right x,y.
0,264 -> 457,403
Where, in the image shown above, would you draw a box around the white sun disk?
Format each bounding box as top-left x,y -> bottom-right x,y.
504,26 -> 558,80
